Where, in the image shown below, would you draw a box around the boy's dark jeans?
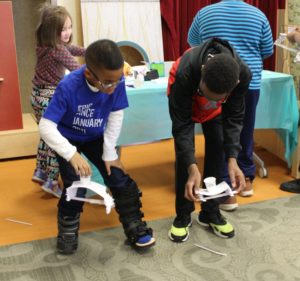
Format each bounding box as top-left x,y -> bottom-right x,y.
56,137 -> 124,216
175,115 -> 229,217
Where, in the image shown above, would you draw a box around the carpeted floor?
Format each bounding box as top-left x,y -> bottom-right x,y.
1,196 -> 300,281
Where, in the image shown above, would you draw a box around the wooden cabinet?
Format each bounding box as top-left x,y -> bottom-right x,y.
0,1 -> 23,131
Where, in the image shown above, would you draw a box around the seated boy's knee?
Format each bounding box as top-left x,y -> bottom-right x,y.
105,166 -> 132,189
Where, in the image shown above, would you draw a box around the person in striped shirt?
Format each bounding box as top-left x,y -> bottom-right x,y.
188,0 -> 274,210
31,4 -> 85,197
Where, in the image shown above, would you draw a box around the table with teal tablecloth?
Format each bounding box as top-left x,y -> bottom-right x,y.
91,70 -> 299,183
254,70 -> 299,166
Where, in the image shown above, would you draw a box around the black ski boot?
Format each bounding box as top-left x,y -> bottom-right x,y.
110,178 -> 155,249
57,212 -> 80,255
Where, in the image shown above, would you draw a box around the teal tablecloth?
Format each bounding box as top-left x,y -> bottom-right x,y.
120,71 -> 299,164
119,78 -> 171,145
256,70 -> 299,166
91,70 -> 299,182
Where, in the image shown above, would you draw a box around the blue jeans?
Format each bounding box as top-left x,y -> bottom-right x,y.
222,89 -> 260,183
237,89 -> 260,181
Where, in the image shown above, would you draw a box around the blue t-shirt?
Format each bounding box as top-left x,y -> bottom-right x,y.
43,66 -> 129,142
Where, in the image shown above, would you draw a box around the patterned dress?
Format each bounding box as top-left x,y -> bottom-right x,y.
31,44 -> 85,182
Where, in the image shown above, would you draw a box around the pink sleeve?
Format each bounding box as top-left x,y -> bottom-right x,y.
53,46 -> 81,71
66,45 -> 86,56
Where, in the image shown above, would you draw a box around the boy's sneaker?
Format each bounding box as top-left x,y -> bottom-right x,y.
123,220 -> 155,249
219,195 -> 238,211
131,222 -> 156,248
135,236 -> 156,248
239,177 -> 254,197
32,169 -> 47,184
280,179 -> 300,193
41,179 -> 62,198
57,212 -> 80,255
197,210 -> 234,238
168,214 -> 192,242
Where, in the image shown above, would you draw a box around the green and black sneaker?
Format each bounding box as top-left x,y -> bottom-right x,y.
168,214 -> 192,242
197,210 -> 234,238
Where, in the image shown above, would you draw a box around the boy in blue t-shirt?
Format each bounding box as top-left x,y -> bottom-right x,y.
39,39 -> 155,254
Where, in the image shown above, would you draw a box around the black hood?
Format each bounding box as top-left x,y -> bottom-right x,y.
177,38 -> 249,93
190,37 -> 239,79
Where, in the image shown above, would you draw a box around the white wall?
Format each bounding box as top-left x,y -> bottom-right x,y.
80,0 -> 164,62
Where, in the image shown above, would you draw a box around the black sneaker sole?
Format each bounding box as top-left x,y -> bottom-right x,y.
168,221 -> 192,243
196,217 -> 234,239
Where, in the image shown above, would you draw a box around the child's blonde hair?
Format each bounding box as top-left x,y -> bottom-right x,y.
36,3 -> 72,48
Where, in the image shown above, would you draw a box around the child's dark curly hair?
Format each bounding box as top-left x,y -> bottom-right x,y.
202,54 -> 240,94
85,39 -> 124,71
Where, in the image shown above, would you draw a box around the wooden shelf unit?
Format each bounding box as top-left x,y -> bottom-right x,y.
0,113 -> 39,159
